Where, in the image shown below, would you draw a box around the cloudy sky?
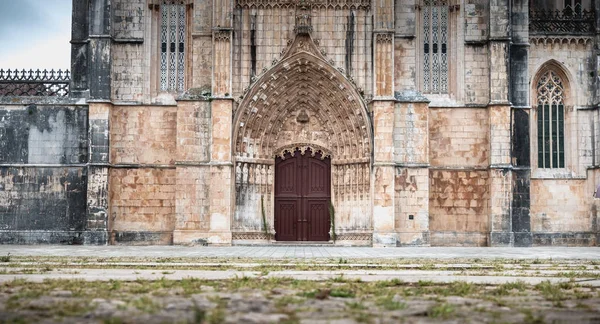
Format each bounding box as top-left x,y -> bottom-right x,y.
0,0 -> 72,70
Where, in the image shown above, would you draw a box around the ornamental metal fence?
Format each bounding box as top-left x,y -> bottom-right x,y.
0,69 -> 70,97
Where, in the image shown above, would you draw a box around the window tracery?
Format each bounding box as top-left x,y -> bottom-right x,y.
422,0 -> 448,93
159,1 -> 186,92
536,70 -> 565,168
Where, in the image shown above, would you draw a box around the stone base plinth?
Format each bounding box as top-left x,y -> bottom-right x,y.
0,230 -> 108,245
173,230 -> 232,246
372,232 -> 399,247
489,232 -> 514,247
397,231 -> 430,246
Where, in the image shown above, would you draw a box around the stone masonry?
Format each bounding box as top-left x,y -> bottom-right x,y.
0,0 -> 599,246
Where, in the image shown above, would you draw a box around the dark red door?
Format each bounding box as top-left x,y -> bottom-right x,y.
275,148 -> 331,241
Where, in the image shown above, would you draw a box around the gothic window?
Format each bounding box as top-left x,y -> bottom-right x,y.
536,70 -> 565,168
422,0 -> 449,93
564,0 -> 582,14
159,2 -> 186,92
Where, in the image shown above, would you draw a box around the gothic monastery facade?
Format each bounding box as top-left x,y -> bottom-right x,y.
0,0 -> 599,246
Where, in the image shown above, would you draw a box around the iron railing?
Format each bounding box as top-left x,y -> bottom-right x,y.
530,5 -> 595,35
0,69 -> 70,97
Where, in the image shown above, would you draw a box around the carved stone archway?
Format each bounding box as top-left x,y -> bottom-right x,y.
232,33 -> 373,243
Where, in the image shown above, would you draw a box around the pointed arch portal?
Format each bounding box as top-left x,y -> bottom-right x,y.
232,34 -> 372,242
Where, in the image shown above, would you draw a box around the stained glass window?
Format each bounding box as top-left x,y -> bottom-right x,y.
160,2 -> 186,92
422,0 -> 448,93
537,71 -> 565,168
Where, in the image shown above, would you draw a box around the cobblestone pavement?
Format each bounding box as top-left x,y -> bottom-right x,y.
2,245 -> 600,259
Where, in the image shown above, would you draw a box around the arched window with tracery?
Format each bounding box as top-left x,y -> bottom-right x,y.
536,70 -> 565,168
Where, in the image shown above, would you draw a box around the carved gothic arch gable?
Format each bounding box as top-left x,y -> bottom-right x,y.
233,33 -> 372,162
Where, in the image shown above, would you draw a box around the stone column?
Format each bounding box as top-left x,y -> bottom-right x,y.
372,100 -> 396,246
510,0 -> 532,247
172,0 -> 215,244
207,2 -> 234,244
70,0 -> 89,97
208,99 -> 233,245
84,0 -> 112,245
372,0 -> 395,245
88,0 -> 112,100
393,96 -> 430,246
488,0 -> 515,246
173,100 -> 212,244
489,105 -> 514,246
86,102 -> 111,244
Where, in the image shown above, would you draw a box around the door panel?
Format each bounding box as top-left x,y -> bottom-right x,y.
275,149 -> 331,241
306,158 -> 329,197
275,157 -> 300,197
275,199 -> 298,241
307,199 -> 329,241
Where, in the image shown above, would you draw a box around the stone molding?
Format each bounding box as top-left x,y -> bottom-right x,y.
236,0 -> 370,10
232,232 -> 274,241
336,233 -> 372,241
529,36 -> 592,46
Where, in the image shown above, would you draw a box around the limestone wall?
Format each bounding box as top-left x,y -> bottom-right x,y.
429,108 -> 489,167
428,108 -> 490,246
0,103 -> 89,244
530,177 -> 597,245
429,170 -> 490,246
394,168 -> 429,245
110,106 -> 177,165
109,168 -> 176,244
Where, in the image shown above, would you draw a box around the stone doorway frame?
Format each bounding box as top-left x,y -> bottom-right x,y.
230,33 -> 374,246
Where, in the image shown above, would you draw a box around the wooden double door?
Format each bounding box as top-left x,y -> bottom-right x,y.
275,149 -> 331,241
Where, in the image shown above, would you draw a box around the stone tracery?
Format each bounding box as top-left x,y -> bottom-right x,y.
232,33 -> 373,236
234,34 -> 371,162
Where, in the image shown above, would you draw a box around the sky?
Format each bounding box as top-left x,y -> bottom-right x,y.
0,0 -> 72,70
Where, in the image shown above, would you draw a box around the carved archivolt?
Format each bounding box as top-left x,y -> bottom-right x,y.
233,33 -> 372,162
274,143 -> 332,160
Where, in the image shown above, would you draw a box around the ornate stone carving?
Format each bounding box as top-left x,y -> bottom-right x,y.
529,36 -> 592,46
236,0 -> 370,10
233,33 -> 371,161
336,233 -> 372,241
296,109 -> 309,123
233,33 -> 372,241
294,5 -> 312,34
375,33 -> 393,44
213,30 -> 231,42
274,144 -> 332,160
232,232 -> 274,240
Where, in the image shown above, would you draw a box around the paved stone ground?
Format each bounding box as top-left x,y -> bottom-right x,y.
2,245 -> 600,259
1,246 -> 600,323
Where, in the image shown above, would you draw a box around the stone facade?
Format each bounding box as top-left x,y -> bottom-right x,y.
0,0 -> 599,246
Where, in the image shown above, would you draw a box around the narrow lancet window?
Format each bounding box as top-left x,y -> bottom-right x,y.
422,0 -> 448,93
537,71 -> 565,168
160,2 -> 186,92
